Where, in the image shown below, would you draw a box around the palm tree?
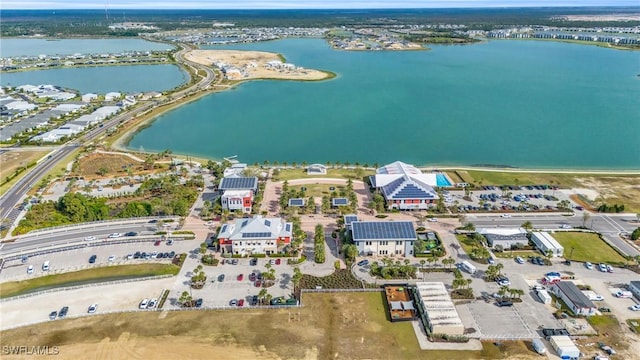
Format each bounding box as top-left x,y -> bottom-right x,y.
498,285 -> 509,298
292,267 -> 302,293
443,257 -> 455,270
515,289 -> 525,299
495,263 -> 504,276
420,259 -> 426,269
258,288 -> 268,305
465,278 -> 473,289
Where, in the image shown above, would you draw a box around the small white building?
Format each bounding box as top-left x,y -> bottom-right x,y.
414,282 -> 464,336
549,335 -> 580,359
307,163 -> 327,175
531,232 -> 564,257
105,92 -> 122,101
81,93 -> 98,103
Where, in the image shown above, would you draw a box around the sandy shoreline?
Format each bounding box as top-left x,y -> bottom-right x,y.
184,49 -> 332,81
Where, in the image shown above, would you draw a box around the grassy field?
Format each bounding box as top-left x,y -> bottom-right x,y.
290,183 -> 347,198
552,232 -> 627,264
273,168 -> 374,182
0,264 -> 180,299
0,150 -> 51,196
455,235 -> 481,262
0,292 -> 540,360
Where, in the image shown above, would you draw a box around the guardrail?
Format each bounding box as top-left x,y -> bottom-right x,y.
0,274 -> 174,303
23,216 -> 178,235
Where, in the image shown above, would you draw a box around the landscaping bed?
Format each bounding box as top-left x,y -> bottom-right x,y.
300,269 -> 369,289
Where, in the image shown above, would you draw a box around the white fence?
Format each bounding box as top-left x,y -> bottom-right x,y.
23,216 -> 178,235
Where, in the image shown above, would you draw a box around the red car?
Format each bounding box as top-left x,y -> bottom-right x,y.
154,240 -> 161,246
237,299 -> 244,307
237,274 -> 244,281
275,258 -> 281,265
254,280 -> 261,288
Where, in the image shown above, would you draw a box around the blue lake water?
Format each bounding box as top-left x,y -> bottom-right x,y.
0,65 -> 188,94
125,38 -> 638,169
0,38 -> 174,57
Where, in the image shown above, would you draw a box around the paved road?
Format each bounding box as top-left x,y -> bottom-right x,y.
467,213 -> 640,256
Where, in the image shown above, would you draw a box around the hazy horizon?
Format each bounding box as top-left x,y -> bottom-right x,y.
3,0 -> 639,10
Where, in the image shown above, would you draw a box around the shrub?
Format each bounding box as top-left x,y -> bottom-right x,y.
334,260 -> 341,270
287,255 -> 307,265
251,254 -> 267,258
157,290 -> 170,309
201,254 -> 219,266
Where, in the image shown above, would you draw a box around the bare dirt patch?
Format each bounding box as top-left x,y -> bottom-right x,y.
0,150 -> 49,179
575,176 -> 640,212
72,152 -> 160,180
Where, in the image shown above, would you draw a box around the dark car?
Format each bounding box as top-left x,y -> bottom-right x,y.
166,239 -> 174,246
218,274 -> 225,282
496,300 -> 513,307
156,252 -> 164,259
163,252 -> 170,258
250,295 -> 258,306
168,251 -> 176,258
125,231 -> 138,237
195,298 -> 203,308
257,272 -> 263,280
89,255 -> 97,264
58,306 -> 69,318
357,259 -> 369,266
49,311 -> 57,320
599,307 -> 611,313
249,273 -> 257,282
231,259 -> 238,265
250,258 -> 258,266
134,251 -> 141,259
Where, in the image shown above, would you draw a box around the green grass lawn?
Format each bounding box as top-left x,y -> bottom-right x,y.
552,232 -> 627,265
273,168 -> 374,182
290,183 -> 347,198
465,170 -> 583,187
627,319 -> 640,334
455,234 -> 486,264
0,264 -> 180,299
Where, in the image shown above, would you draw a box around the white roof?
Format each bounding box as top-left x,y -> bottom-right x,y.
5,101 -> 36,111
478,227 -> 527,236
52,103 -> 84,112
221,189 -> 252,198
217,215 -> 292,241
373,161 -> 438,188
414,282 -> 464,329
532,232 -> 564,251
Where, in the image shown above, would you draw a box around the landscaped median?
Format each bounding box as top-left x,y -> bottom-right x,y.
0,263 -> 181,299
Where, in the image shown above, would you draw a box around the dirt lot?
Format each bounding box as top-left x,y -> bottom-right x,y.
0,293 -> 541,360
72,152 -> 159,180
0,149 -> 50,180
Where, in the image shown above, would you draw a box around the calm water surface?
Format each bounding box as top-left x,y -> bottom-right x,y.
0,65 -> 188,94
0,38 -> 173,57
125,38 -> 639,169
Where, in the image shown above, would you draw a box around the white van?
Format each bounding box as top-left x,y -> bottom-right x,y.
42,261 -> 50,271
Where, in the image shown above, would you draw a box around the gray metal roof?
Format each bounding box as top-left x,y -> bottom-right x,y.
352,221 -> 416,241
555,281 -> 596,309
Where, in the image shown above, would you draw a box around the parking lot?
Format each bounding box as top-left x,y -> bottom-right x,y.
443,186 -> 575,213
0,239 -> 194,282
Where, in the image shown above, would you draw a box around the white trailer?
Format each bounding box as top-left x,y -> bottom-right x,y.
537,289 -> 552,304
460,260 -> 477,275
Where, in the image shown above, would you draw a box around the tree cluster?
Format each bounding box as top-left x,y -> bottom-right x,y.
597,203 -> 625,213
370,258 -> 417,279
314,224 -> 326,263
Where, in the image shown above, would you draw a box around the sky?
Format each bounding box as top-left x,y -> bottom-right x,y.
2,0 -> 638,10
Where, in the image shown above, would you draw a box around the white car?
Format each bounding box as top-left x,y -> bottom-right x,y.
501,214 -> 511,218
84,236 -> 96,241
630,304 -> 640,311
126,254 -> 134,260
108,255 -> 116,262
598,263 -> 608,272
585,262 -> 594,270
427,218 -> 438,222
27,265 -> 34,274
107,233 -> 122,239
148,298 -> 158,309
515,256 -> 524,264
88,304 -> 98,313
560,224 -> 572,229
139,298 -> 149,309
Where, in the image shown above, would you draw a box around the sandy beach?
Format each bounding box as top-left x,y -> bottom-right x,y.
184,49 -> 332,81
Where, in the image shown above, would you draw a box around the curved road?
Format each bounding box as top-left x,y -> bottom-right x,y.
0,43 -> 216,236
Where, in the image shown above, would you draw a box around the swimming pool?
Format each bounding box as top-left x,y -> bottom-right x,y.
436,173 -> 452,187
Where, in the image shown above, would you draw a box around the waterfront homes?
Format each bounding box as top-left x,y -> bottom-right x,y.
478,228 -> 529,250
219,176 -> 258,213
413,282 -> 464,335
549,281 -> 597,316
531,232 -> 564,257
370,161 -> 439,210
351,220 -> 417,256
217,216 -> 292,255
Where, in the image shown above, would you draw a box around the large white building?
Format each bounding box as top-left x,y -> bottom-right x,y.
370,161 -> 439,210
351,221 -> 416,256
531,232 -> 564,257
220,189 -> 253,213
414,282 -> 465,336
217,216 -> 292,255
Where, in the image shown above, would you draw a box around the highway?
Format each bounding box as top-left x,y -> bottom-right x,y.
0,42 -> 216,235
466,213 -> 640,256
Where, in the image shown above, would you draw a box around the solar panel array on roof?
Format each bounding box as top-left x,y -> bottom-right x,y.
264,219 -> 271,227
241,220 -> 248,227
285,224 -> 291,232
332,198 -> 349,206
219,177 -> 257,190
352,221 -> 416,240
242,232 -> 272,238
344,215 -> 358,224
381,176 -> 406,196
288,198 -> 304,207
220,224 -> 228,233
394,184 -> 435,199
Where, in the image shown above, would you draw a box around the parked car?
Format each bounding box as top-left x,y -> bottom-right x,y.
606,265 -> 613,273
218,274 -> 225,282
27,265 -> 34,274
250,295 -> 259,306
148,298 -> 158,308
249,273 -> 257,282
497,277 -> 511,286
428,217 -> 438,222
275,258 -> 281,265
487,257 -> 495,265
84,236 -> 96,241
125,232 -> 138,237
154,240 -> 161,246
229,299 -> 238,306
599,307 -> 611,313
515,256 -> 524,264
629,304 -> 640,311
254,280 -> 262,287
231,259 -> 238,265
139,299 -> 149,309
496,300 -> 513,307
598,263 -> 608,272
166,239 -> 174,246
49,311 -> 58,320
357,259 -> 370,266
89,255 -> 97,264
58,306 -> 69,318
108,255 -> 116,262
585,262 -> 594,270
237,299 -> 245,307
250,258 -> 258,266
168,251 -> 176,258
195,298 -> 203,308
127,254 -> 134,260
237,274 -> 244,281
88,304 -> 98,313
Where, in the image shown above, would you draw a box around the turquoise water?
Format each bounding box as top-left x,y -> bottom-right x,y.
0,38 -> 174,57
0,65 -> 188,93
126,38 -> 639,169
436,174 -> 452,187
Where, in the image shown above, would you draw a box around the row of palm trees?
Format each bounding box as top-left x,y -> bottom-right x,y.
258,160 -> 380,169
498,285 -> 525,300
418,256 -> 456,269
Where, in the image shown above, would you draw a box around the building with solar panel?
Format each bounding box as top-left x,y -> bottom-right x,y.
288,198 -> 306,207
351,221 -> 417,257
331,198 -> 350,207
370,161 -> 440,210
219,177 -> 258,213
217,216 -> 293,255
